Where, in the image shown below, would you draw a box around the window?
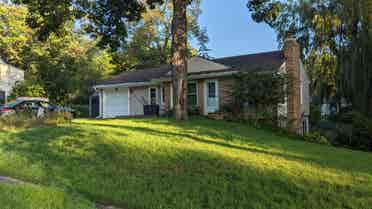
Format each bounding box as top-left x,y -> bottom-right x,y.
188,82 -> 198,106
208,82 -> 216,98
149,88 -> 157,105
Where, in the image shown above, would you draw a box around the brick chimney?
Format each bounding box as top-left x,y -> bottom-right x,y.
284,33 -> 301,134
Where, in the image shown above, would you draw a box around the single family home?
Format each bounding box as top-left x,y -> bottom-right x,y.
92,36 -> 310,134
0,58 -> 24,105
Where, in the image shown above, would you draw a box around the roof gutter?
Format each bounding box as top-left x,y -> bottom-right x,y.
189,70 -> 240,79
152,70 -> 240,83
93,81 -> 153,90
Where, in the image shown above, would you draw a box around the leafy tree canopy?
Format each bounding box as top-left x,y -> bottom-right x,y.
1,3 -> 116,104
0,3 -> 32,67
112,0 -> 209,73
247,0 -> 372,116
3,0 -> 207,111
12,0 -> 164,50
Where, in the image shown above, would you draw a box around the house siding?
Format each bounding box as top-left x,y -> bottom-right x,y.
0,62 -> 24,103
197,80 -> 204,114
218,77 -> 234,109
300,62 -> 310,116
130,87 -> 148,116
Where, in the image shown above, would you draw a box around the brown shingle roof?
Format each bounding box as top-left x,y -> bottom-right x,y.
100,51 -> 285,85
101,65 -> 172,85
213,50 -> 284,72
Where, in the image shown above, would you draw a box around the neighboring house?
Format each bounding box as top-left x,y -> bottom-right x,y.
0,58 -> 24,105
92,37 -> 310,134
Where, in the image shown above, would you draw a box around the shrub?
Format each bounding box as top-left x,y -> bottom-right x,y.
71,105 -> 89,118
188,105 -> 200,116
304,132 -> 330,145
225,71 -> 288,129
161,108 -> 175,118
9,81 -> 47,100
0,112 -> 71,130
317,111 -> 372,151
310,104 -> 321,128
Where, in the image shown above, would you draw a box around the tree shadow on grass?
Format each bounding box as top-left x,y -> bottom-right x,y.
0,126 -> 129,183
82,123 -> 311,160
82,121 -> 372,177
0,124 -> 371,209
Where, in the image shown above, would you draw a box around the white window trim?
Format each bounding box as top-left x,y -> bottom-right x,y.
188,81 -> 198,106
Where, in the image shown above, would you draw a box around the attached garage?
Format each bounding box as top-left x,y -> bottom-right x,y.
102,88 -> 129,118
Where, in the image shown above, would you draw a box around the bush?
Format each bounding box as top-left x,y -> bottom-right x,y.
188,105 -> 200,116
72,105 -> 89,118
310,104 -> 321,128
0,112 -> 71,130
9,81 -> 47,100
304,132 -> 330,145
316,111 -> 372,151
162,108 -> 174,118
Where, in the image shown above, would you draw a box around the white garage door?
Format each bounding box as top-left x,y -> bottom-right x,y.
103,88 -> 129,118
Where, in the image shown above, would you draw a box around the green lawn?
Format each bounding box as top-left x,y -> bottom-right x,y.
0,117 -> 371,209
0,183 -> 95,209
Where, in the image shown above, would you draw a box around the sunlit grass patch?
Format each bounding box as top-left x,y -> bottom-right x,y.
0,117 -> 371,209
0,183 -> 95,209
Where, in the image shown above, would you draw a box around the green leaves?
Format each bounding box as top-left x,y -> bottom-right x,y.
247,0 -> 372,115
12,0 -> 164,50
10,81 -> 47,99
0,4 -> 32,67
111,0 -> 207,72
0,3 -> 117,104
232,71 -> 287,112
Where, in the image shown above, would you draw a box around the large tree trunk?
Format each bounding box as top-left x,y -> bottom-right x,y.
171,0 -> 188,120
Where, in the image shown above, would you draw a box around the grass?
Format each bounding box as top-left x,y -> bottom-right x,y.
0,183 -> 95,209
0,117 -> 371,209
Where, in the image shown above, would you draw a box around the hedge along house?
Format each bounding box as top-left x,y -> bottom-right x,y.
0,58 -> 24,105
92,37 -> 310,134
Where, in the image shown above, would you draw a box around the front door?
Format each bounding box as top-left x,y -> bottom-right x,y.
204,80 -> 219,114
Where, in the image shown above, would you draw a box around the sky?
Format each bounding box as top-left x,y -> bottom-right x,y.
197,0 -> 279,58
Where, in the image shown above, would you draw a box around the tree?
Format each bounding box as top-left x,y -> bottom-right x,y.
12,0 -> 164,50
0,3 -> 116,104
0,3 -> 32,68
15,0 -> 196,120
29,31 -> 116,104
10,81 -> 47,99
171,0 -> 191,120
111,0 -> 208,73
247,0 -> 372,116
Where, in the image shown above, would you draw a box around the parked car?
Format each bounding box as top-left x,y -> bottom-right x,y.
0,97 -> 73,117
